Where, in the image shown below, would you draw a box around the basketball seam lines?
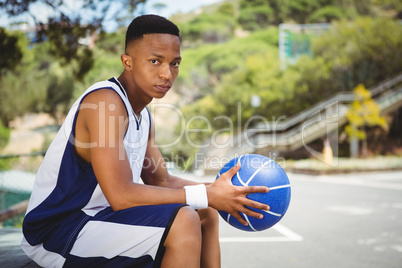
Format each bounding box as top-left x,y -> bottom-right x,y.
242,213 -> 257,232
244,160 -> 273,186
219,156 -> 290,231
236,157 -> 273,187
263,210 -> 282,217
269,184 -> 291,190
235,155 -> 245,186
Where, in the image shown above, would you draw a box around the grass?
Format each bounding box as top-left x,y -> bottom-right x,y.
285,155 -> 402,173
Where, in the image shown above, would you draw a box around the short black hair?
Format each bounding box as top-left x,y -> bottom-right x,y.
125,14 -> 180,51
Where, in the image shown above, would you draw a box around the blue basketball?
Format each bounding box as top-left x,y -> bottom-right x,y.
216,154 -> 291,232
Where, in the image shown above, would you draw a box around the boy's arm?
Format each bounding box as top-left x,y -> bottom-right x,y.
141,116 -> 271,225
140,120 -> 197,189
76,89 -> 187,210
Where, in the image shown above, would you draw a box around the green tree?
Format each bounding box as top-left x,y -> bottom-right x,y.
175,28 -> 278,100
272,17 -> 402,120
373,0 -> 402,19
1,0 -> 148,80
280,16 -> 402,114
176,13 -> 236,45
152,3 -> 167,13
0,32 -> 77,124
285,55 -> 332,113
238,0 -> 380,26
46,70 -> 75,118
286,0 -> 323,24
36,16 -> 96,81
0,1 -> 149,126
0,28 -> 24,75
345,84 -> 388,157
307,5 -> 349,23
96,29 -> 126,54
0,29 -> 33,126
311,17 -> 402,92
238,0 -> 273,30
0,119 -> 10,149
0,28 -> 25,143
217,2 -> 235,17
267,0 -> 289,25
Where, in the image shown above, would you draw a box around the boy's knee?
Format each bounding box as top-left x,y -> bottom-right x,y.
173,206 -> 202,235
198,207 -> 219,227
165,206 -> 201,247
179,206 -> 202,228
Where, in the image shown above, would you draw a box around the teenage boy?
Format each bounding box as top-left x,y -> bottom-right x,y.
21,14 -> 270,268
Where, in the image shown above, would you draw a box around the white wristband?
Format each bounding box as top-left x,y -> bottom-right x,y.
184,184 -> 208,210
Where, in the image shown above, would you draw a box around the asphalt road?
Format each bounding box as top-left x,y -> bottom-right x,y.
216,171 -> 402,268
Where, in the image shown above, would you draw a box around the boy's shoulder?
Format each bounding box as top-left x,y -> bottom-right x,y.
86,79 -> 119,93
79,78 -> 125,103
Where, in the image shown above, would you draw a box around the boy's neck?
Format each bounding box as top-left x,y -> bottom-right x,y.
117,74 -> 151,117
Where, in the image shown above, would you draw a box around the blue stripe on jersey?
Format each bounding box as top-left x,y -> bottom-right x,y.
23,86 -> 126,256
108,77 -> 127,98
22,136 -> 97,252
22,81 -> 152,263
146,106 -> 151,133
91,204 -> 185,227
108,77 -> 143,130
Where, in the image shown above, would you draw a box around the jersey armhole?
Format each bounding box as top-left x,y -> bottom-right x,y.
71,87 -> 130,163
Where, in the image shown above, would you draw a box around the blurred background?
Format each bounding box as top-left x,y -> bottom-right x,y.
0,0 -> 401,228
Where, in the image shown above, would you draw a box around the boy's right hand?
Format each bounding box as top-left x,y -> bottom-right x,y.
206,163 -> 270,226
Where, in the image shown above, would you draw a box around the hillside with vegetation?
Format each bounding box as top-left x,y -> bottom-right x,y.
0,0 -> 401,166
167,0 -> 402,162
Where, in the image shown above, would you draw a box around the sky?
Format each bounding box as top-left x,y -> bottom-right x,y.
144,0 -> 223,17
105,0 -> 224,31
0,0 -> 223,31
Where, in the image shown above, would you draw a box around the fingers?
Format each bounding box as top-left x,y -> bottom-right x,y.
241,185 -> 270,194
230,205 -> 268,226
241,197 -> 270,212
228,195 -> 271,225
231,212 -> 248,226
219,162 -> 241,181
213,162 -> 272,226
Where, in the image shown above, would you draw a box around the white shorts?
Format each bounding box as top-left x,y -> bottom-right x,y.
23,204 -> 187,268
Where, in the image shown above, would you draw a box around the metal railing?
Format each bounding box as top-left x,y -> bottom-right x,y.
202,73 -> 402,159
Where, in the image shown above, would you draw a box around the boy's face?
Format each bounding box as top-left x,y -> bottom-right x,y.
124,33 -> 181,100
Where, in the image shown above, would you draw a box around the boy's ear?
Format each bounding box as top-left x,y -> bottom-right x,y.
121,54 -> 132,71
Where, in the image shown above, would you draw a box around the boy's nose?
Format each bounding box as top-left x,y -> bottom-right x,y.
159,64 -> 172,80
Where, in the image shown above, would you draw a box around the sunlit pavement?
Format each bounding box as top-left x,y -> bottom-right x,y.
217,171 -> 402,268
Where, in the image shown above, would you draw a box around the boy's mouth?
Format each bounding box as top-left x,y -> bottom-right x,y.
155,84 -> 171,93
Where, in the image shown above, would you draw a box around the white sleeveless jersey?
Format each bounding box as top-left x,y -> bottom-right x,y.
21,77 -> 151,265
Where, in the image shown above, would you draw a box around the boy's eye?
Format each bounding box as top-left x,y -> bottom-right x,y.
172,62 -> 180,67
150,59 -> 159,64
